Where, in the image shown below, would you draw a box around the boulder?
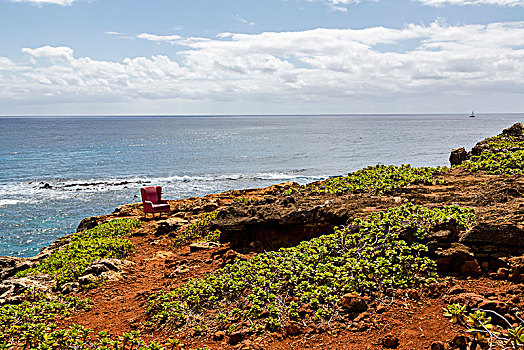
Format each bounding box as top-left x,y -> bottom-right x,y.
228,329 -> 248,345
213,331 -> 225,341
448,292 -> 486,308
502,122 -> 524,136
214,197 -> 348,250
433,243 -> 475,274
0,256 -> 33,281
449,147 -> 469,166
61,282 -> 80,294
430,341 -> 445,350
80,258 -> 131,284
83,258 -> 121,276
78,274 -> 98,286
283,321 -> 302,336
459,260 -> 482,275
156,217 -> 188,236
0,276 -> 53,305
381,334 -> 400,348
339,293 -> 368,313
189,241 -> 220,252
77,215 -> 105,232
222,249 -> 247,266
477,299 -> 509,316
461,224 -> 524,253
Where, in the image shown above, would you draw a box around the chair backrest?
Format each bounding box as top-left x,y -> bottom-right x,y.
141,186 -> 162,204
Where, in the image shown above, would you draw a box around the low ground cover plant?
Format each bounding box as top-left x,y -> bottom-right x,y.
482,135 -> 524,151
0,291 -> 91,347
173,212 -> 219,248
147,203 -> 475,335
284,164 -> 447,196
458,128 -> 524,175
0,290 -> 180,350
18,218 -> 141,288
459,149 -> 524,175
444,303 -> 524,349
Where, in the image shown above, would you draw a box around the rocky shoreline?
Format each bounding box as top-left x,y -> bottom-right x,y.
2,123 -> 524,349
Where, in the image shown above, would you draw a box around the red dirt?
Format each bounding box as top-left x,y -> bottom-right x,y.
54,167 -> 524,349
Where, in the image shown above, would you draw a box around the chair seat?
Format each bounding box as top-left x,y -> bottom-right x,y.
152,203 -> 170,211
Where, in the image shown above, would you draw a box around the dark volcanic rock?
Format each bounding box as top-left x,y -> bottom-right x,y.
214,196 -> 349,250
502,122 -> 524,136
450,147 -> 469,166
433,243 -> 475,274
83,258 -> 121,276
156,217 -> 188,236
77,215 -> 105,232
0,256 -> 33,281
461,223 -> 524,254
339,293 -> 368,313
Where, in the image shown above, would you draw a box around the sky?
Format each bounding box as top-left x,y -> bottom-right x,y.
0,0 -> 523,115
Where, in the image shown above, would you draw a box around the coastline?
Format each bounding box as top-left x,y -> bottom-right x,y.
1,122 -> 524,349
4,113 -> 524,258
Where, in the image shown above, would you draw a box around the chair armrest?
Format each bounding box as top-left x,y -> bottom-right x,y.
143,201 -> 154,209
159,199 -> 169,205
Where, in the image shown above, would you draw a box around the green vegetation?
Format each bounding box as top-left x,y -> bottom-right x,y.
0,290 -> 183,350
284,164 -> 447,196
0,291 -> 91,348
482,134 -> 524,150
444,303 -> 524,348
457,127 -> 524,175
147,203 -> 475,334
233,196 -> 253,203
459,149 -> 524,175
18,219 -> 141,288
173,211 -> 219,247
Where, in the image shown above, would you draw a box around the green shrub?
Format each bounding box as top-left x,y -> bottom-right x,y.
147,203 -> 475,333
285,164 -> 447,196
18,219 -> 141,287
173,212 -> 219,247
458,150 -> 524,175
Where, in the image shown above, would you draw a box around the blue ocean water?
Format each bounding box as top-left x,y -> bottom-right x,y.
1,114 -> 523,257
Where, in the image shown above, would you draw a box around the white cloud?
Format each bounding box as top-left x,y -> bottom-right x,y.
22,46 -> 74,64
309,0 -> 523,11
137,33 -> 182,42
414,0 -> 524,6
9,0 -> 77,6
1,21 -> 523,113
305,0 -> 380,12
235,15 -> 256,26
323,0 -> 361,12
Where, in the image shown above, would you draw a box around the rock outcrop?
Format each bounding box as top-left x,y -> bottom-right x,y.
449,147 -> 469,166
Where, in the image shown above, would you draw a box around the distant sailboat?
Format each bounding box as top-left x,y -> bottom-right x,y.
469,111 -> 475,118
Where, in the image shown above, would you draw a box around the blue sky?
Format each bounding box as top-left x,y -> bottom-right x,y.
0,0 -> 523,115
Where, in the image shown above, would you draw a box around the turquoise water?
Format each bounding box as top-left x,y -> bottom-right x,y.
1,114 -> 522,257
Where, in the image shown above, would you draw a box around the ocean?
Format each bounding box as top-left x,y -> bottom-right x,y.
1,114 -> 523,257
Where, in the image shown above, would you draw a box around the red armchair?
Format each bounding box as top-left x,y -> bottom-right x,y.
140,186 -> 170,217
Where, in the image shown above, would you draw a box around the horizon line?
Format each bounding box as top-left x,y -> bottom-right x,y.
1,112 -> 523,118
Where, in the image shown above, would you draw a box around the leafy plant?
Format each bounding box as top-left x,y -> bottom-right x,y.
443,304 -> 524,349
443,303 -> 467,324
285,164 -> 447,196
234,196 -> 252,203
173,211 -> 219,247
458,150 -> 524,175
18,219 -> 141,288
148,203 -> 475,335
